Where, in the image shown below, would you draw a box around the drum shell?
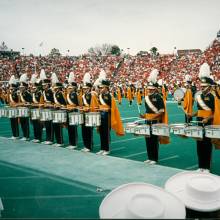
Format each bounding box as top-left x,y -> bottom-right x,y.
31,108 -> 41,120
170,124 -> 187,136
17,107 -> 29,117
125,123 -> 137,134
69,112 -> 84,125
205,125 -> 220,139
85,112 -> 101,127
53,110 -> 67,123
185,126 -> 203,139
134,125 -> 150,136
40,109 -> 53,121
152,123 -> 169,137
0,107 -> 7,118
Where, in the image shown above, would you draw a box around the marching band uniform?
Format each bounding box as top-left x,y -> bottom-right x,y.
96,79 -> 125,156
31,81 -> 43,143
53,82 -> 67,147
66,72 -> 79,149
140,69 -> 169,164
42,79 -> 54,145
19,74 -> 32,141
8,76 -> 19,139
191,63 -> 220,171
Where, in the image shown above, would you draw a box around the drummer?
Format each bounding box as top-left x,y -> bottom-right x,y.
52,73 -> 67,147
18,73 -> 32,141
190,63 -> 220,172
81,72 -> 99,153
30,77 -> 43,143
66,71 -> 79,150
140,69 -> 169,165
96,79 -> 125,155
7,75 -> 20,140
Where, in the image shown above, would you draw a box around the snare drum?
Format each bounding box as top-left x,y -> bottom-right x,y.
134,124 -> 150,136
31,108 -> 41,120
205,125 -> 220,139
170,123 -> 187,136
0,107 -> 6,118
125,122 -> 137,134
69,112 -> 84,125
53,110 -> 67,123
17,107 -> 29,117
40,109 -> 53,121
185,126 -> 204,139
152,123 -> 169,137
85,112 -> 101,127
7,107 -> 17,118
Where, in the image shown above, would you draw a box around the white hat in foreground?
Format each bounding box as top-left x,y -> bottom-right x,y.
99,182 -> 186,219
165,171 -> 220,212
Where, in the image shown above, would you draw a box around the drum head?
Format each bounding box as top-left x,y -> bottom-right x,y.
173,89 -> 184,101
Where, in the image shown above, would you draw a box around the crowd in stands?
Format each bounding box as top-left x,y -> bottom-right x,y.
0,39 -> 220,94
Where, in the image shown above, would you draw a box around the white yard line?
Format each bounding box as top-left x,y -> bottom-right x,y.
160,155 -> 179,162
185,164 -> 198,170
124,151 -> 146,158
122,117 -> 140,121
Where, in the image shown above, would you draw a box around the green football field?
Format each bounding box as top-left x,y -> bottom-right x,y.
0,98 -> 220,218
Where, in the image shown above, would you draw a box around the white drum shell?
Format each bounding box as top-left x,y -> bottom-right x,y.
205,125 -> 220,139
152,123 -> 169,137
185,126 -> 203,139
170,124 -> 187,135
17,107 -> 29,117
40,109 -> 53,121
7,108 -> 17,118
69,112 -> 84,125
134,125 -> 150,136
0,108 -> 7,118
125,123 -> 137,134
53,110 -> 67,123
31,108 -> 41,120
85,112 -> 101,127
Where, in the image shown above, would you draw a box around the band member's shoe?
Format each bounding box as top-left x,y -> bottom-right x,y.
32,139 -> 40,143
102,150 -> 110,156
20,137 -> 28,141
144,160 -> 151,163
149,160 -> 157,165
197,168 -> 210,173
66,145 -> 77,150
81,147 -> 90,152
8,136 -> 17,140
43,141 -> 53,145
96,150 -> 104,155
52,143 -> 64,147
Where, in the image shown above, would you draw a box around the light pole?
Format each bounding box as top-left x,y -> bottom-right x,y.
127,47 -> 130,55
22,48 -> 25,56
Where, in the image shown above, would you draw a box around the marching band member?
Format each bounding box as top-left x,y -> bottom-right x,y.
18,73 -> 32,141
81,72 -> 99,153
8,75 -> 20,140
140,69 -> 169,165
96,79 -> 125,155
41,70 -> 54,145
126,83 -> 133,106
30,75 -> 43,143
51,72 -> 67,147
116,84 -> 122,105
190,63 -> 220,172
183,74 -> 194,123
66,71 -> 79,149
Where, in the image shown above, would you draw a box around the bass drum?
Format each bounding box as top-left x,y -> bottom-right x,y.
173,88 -> 185,101
194,91 -> 202,101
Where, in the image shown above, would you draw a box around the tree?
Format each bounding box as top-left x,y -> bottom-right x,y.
49,48 -> 61,57
0,42 -> 8,51
88,43 -> 121,56
150,47 -> 159,58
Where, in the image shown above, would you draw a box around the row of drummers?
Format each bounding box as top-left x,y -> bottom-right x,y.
0,106 -> 100,127
125,121 -> 220,140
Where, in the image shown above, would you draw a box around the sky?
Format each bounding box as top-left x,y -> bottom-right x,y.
0,0 -> 220,56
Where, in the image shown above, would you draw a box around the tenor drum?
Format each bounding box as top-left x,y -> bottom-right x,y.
7,107 -> 17,118
17,107 -> 29,117
85,112 -> 101,127
53,110 -> 67,123
134,124 -> 150,136
0,107 -> 7,118
125,122 -> 137,134
152,123 -> 169,137
40,109 -> 53,121
185,126 -> 203,139
169,123 -> 187,136
69,112 -> 84,125
205,125 -> 220,139
31,108 -> 41,120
